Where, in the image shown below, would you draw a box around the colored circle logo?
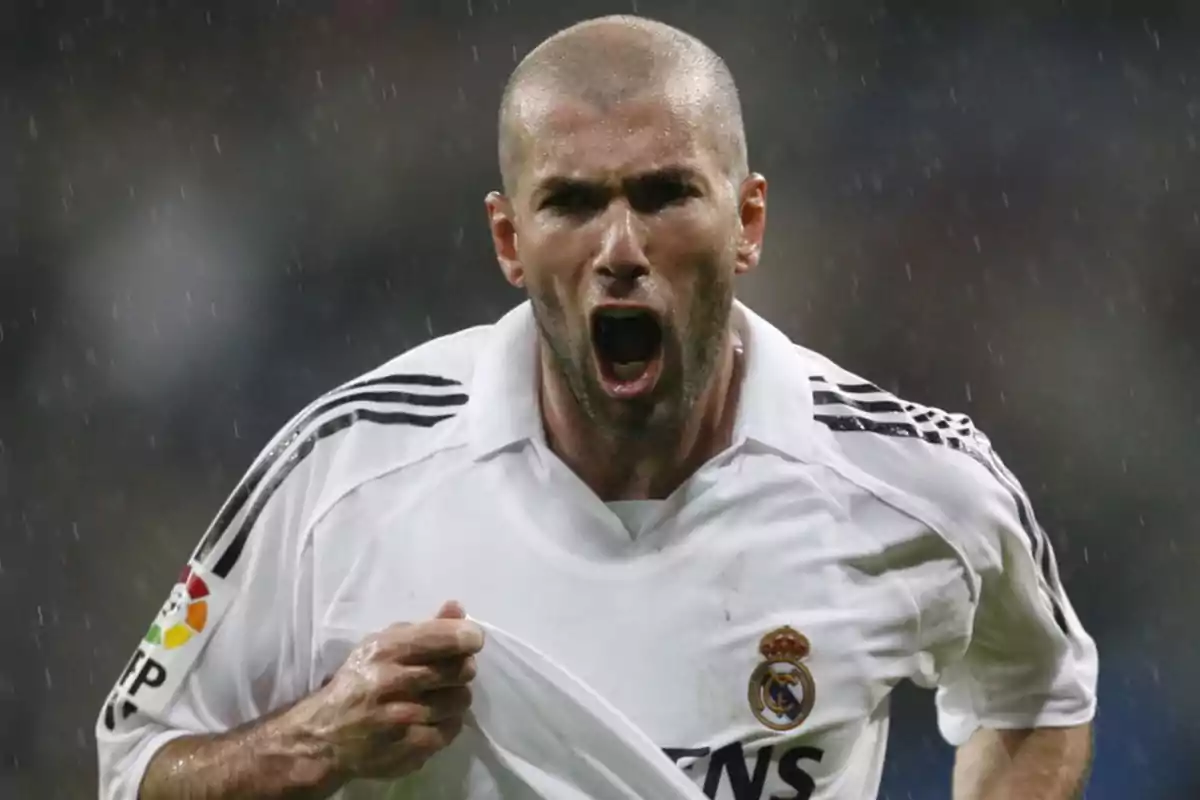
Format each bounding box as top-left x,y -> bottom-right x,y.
145,565 -> 209,650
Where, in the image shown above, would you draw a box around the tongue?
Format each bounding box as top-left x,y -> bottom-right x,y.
611,360 -> 649,381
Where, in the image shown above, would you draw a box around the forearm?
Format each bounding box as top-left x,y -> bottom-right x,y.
953,724 -> 1092,800
139,700 -> 344,800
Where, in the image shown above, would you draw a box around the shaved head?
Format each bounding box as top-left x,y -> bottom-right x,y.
498,15 -> 748,196
484,15 -> 768,471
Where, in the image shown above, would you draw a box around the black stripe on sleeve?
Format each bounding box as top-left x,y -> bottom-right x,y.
192,375 -> 465,570
815,410 -> 1070,635
813,413 -> 958,446
341,373 -> 464,392
811,390 -> 907,415
808,377 -> 887,395
210,406 -> 456,578
976,450 -> 1071,634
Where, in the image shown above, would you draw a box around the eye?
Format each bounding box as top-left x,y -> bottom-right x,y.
538,185 -> 609,217
627,177 -> 701,214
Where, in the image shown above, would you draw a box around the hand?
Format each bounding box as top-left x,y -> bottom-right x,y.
298,600 -> 484,784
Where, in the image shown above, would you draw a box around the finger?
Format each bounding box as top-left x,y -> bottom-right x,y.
382,619 -> 484,664
423,686 -> 473,722
436,600 -> 466,620
384,656 -> 476,697
381,687 -> 472,727
407,717 -> 465,754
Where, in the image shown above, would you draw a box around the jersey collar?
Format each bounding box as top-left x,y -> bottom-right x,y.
466,301 -> 815,462
731,302 -> 816,461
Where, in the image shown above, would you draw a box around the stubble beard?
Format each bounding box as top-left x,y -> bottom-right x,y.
529,269 -> 735,453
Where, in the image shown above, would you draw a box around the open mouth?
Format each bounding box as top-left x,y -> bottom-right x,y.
590,307 -> 665,398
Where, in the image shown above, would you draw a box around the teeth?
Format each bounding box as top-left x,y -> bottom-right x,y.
612,361 -> 647,381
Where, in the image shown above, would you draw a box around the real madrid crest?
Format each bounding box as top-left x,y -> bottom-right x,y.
747,625 -> 816,732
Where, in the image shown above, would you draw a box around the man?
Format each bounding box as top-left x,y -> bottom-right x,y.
96,14 -> 1098,800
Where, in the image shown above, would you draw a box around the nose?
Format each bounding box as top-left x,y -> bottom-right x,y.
594,203 -> 650,286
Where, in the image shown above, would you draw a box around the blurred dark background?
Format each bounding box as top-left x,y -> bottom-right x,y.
2,0 -> 1198,797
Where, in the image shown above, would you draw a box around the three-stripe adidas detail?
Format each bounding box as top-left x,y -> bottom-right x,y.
811,377 -> 1072,634
192,373 -> 467,579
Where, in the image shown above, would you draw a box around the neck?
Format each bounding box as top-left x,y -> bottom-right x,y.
539,331 -> 742,501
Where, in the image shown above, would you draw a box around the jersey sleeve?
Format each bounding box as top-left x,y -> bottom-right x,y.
930,433 -> 1099,747
95,433 -> 320,799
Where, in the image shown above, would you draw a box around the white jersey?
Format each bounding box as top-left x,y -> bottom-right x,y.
96,301 -> 1098,800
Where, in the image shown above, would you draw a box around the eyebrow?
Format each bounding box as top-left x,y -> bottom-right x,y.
533,166 -> 704,197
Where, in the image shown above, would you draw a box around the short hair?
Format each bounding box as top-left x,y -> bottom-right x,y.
497,15 -> 748,196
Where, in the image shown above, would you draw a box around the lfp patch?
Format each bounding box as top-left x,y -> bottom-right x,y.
103,560 -> 234,730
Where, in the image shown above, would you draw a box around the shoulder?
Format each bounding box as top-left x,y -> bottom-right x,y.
274,323 -> 493,498
194,324 -> 495,574
304,324 -> 488,470
801,347 -> 1021,572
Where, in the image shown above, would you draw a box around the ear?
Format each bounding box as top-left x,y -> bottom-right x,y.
485,191 -> 524,288
734,173 -> 768,275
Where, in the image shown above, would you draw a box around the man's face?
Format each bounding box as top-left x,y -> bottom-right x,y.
488,88 -> 766,439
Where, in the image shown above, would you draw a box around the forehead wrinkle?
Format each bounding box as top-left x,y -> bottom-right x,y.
515,87 -> 713,182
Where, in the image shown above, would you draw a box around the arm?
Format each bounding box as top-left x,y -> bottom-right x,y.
131,601 -> 481,800
953,724 -> 1093,800
136,698 -> 343,800
928,430 -> 1099,800
96,546 -> 323,800
96,408 -> 326,799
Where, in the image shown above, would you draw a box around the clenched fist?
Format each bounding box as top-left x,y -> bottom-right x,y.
295,600 -> 484,784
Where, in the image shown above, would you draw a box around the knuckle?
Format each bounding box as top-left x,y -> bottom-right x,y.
387,702 -> 427,727
455,621 -> 486,653
363,664 -> 398,701
407,724 -> 443,754
401,664 -> 435,693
